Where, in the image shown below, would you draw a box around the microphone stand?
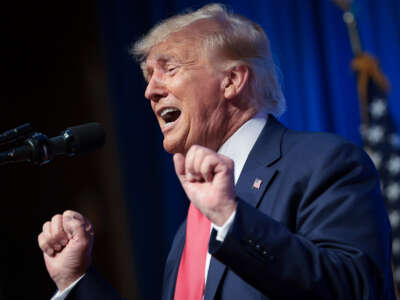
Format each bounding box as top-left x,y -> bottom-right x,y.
0,124 -> 52,166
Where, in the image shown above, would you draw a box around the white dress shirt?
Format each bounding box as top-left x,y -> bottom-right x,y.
206,112 -> 267,284
52,113 -> 267,300
51,274 -> 85,300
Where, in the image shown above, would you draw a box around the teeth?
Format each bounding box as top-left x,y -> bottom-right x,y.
160,108 -> 179,118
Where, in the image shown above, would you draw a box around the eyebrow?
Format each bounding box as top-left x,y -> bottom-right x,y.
151,53 -> 178,64
141,54 -> 173,80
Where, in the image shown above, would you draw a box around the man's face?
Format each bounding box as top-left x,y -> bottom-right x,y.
144,30 -> 229,154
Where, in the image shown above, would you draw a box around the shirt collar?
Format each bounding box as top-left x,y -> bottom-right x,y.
218,112 -> 267,183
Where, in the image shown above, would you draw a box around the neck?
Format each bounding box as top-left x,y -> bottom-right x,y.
217,106 -> 260,150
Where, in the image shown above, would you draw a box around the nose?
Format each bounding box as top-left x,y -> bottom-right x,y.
144,73 -> 168,102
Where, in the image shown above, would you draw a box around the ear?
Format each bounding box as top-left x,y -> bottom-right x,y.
222,65 -> 250,99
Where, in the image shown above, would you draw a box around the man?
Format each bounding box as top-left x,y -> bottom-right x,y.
38,3 -> 395,299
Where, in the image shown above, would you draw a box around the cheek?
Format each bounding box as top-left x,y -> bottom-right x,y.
168,71 -> 190,90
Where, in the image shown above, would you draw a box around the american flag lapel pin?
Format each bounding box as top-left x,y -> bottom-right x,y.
252,178 -> 263,190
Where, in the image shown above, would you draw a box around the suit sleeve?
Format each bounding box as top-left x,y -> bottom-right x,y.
209,141 -> 395,299
65,267 -> 124,300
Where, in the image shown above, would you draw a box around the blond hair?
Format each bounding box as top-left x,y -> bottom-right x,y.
132,3 -> 285,116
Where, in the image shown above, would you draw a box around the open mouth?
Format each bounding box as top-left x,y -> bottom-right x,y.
160,107 -> 181,126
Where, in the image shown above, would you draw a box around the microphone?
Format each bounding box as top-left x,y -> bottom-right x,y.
0,123 -> 105,166
0,123 -> 34,146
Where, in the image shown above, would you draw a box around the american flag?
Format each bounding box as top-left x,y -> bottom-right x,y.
355,55 -> 400,288
252,178 -> 263,190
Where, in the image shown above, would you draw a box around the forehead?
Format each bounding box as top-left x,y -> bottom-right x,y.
146,30 -> 204,66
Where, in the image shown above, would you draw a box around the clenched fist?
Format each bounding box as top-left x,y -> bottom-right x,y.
173,145 -> 237,226
38,210 -> 94,291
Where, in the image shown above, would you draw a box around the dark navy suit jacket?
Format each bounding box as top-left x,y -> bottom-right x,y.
68,116 -> 395,299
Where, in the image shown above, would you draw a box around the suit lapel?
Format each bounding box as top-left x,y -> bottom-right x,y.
204,116 -> 286,299
204,256 -> 227,300
236,167 -> 278,208
163,222 -> 186,300
235,115 -> 285,208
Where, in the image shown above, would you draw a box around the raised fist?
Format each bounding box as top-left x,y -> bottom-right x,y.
173,145 -> 237,226
38,210 -> 94,291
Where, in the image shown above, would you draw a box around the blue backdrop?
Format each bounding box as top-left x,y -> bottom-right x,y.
96,1 -> 400,299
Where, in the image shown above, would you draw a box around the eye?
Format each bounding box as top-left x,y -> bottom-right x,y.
167,65 -> 177,73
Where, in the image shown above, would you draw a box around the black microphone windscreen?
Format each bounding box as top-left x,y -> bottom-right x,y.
67,123 -> 105,154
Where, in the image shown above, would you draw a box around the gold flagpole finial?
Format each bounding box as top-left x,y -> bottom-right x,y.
332,0 -> 362,56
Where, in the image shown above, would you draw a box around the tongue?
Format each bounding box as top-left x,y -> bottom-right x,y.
165,110 -> 181,123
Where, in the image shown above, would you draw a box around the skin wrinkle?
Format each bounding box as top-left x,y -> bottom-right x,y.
143,48 -> 199,83
133,5 -> 286,116
144,23 -> 256,155
142,28 -> 207,81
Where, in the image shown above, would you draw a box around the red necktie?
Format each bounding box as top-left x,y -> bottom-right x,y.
174,203 -> 211,300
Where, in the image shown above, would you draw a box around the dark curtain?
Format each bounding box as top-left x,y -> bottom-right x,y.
96,1 -> 400,299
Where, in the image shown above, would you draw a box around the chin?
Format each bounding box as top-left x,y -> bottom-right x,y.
163,139 -> 184,154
